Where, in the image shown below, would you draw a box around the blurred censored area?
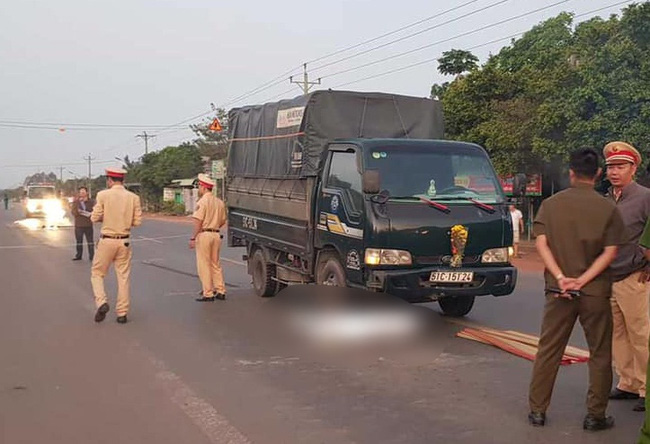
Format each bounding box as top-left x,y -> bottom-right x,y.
259,285 -> 448,363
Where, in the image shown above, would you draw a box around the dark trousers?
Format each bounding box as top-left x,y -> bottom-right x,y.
74,226 -> 94,259
529,293 -> 613,417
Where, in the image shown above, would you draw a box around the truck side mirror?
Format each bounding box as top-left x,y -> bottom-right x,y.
512,173 -> 527,197
362,170 -> 380,194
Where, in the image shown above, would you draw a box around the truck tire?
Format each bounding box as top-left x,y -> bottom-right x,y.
316,252 -> 346,287
250,249 -> 276,297
438,295 -> 475,317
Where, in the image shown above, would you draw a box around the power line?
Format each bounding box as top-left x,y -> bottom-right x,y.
309,0 -> 514,74
0,120 -> 189,129
305,0 -> 483,66
329,0 -> 634,90
0,160 -> 114,169
319,0 -> 571,82
220,65 -> 305,108
573,0 -> 633,18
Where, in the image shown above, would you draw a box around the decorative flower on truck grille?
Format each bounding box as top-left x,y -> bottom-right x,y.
450,224 -> 469,268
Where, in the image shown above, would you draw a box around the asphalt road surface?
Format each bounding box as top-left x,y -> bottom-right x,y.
0,205 -> 645,444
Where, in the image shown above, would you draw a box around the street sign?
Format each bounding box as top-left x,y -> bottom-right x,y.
499,174 -> 542,196
212,160 -> 225,180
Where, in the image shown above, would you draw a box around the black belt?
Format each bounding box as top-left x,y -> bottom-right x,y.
101,234 -> 130,239
201,229 -> 219,233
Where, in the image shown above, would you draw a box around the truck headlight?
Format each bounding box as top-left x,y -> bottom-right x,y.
27,201 -> 37,212
365,248 -> 412,265
481,247 -> 510,264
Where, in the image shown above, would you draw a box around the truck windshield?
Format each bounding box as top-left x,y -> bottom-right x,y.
28,187 -> 56,199
365,146 -> 505,204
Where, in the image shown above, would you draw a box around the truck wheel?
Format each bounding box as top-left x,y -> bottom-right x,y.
438,295 -> 475,317
316,252 -> 346,287
250,249 -> 276,297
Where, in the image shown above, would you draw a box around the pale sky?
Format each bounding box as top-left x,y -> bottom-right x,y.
0,0 -> 636,189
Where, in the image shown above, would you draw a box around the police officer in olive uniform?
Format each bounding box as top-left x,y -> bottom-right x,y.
528,148 -> 625,431
91,167 -> 142,323
189,173 -> 227,301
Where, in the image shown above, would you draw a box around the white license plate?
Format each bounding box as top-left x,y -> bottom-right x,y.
429,271 -> 474,283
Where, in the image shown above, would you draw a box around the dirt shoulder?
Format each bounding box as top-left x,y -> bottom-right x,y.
143,212 -> 194,224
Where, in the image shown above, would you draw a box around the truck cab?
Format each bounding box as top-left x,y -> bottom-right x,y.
311,139 -> 516,316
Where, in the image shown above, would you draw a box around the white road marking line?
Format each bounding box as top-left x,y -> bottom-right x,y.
222,257 -> 246,267
145,353 -> 252,444
138,235 -> 163,244
0,234 -> 187,250
79,300 -> 251,443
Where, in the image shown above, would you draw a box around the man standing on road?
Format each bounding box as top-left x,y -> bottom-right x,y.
603,141 -> 650,413
71,186 -> 95,261
90,167 -> 142,324
3,193 -> 8,210
528,148 -> 624,431
189,173 -> 227,302
509,204 -> 524,258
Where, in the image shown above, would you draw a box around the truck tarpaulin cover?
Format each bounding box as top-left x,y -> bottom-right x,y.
227,90 -> 444,179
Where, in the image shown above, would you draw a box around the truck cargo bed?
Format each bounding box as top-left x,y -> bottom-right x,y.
226,177 -> 316,256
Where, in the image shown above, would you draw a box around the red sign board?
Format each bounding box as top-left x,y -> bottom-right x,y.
499,174 -> 542,196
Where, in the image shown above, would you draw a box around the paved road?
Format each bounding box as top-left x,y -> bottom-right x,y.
0,205 -> 644,443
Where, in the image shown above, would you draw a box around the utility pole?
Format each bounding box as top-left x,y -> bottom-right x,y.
83,153 -> 95,197
136,131 -> 156,155
57,166 -> 64,197
290,63 -> 321,94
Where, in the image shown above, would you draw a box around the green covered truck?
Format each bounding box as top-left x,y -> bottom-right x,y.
226,90 -> 517,317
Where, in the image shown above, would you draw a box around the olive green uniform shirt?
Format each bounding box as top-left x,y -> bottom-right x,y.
533,182 -> 625,297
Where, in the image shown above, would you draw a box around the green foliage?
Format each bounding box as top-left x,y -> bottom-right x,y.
128,143 -> 203,208
437,49 -> 479,76
437,4 -> 650,176
23,172 -> 57,186
160,200 -> 186,216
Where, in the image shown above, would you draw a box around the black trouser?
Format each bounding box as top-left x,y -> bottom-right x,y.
74,226 -> 94,259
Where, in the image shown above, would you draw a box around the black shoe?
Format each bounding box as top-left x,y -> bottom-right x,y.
72,256 -> 82,261
94,303 -> 109,322
528,411 -> 546,427
634,398 -> 646,412
583,414 -> 614,431
116,315 -> 127,324
609,388 -> 639,400
215,293 -> 226,301
196,296 -> 216,302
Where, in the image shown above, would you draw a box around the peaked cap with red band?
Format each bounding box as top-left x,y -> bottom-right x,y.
197,173 -> 214,189
105,167 -> 127,179
603,141 -> 641,166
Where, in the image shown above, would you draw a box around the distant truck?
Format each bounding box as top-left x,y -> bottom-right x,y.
225,90 -> 517,317
23,183 -> 61,219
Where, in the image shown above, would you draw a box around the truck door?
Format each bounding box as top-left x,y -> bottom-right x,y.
316,145 -> 365,285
